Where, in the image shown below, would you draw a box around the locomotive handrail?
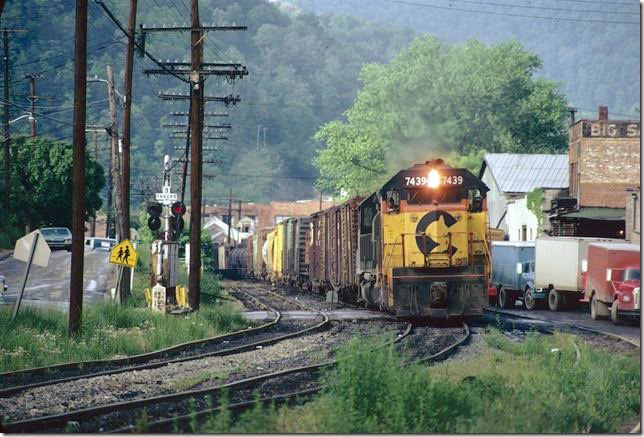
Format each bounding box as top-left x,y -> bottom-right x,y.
382,234 -> 402,269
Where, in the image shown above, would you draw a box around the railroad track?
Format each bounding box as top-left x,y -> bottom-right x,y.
484,307 -> 640,434
484,307 -> 640,347
116,322 -> 471,433
0,287 -> 327,398
2,322 -> 411,433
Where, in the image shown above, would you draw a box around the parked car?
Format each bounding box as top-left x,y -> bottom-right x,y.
40,227 -> 72,251
584,242 -> 640,324
491,241 -> 536,309
85,237 -> 116,250
534,236 -> 621,311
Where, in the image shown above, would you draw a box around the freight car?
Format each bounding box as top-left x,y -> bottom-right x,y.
307,196 -> 364,303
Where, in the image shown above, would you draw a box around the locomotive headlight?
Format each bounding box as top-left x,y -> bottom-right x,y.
428,169 -> 440,188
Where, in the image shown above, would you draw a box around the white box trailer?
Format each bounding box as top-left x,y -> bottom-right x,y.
534,236 -> 621,311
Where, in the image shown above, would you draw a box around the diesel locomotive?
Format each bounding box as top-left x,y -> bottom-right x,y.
235,159 -> 492,319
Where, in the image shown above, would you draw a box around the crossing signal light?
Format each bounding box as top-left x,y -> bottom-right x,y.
171,201 -> 186,217
170,201 -> 186,239
147,201 -> 162,232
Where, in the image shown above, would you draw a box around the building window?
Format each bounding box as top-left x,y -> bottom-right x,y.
529,228 -> 533,240
521,225 -> 527,241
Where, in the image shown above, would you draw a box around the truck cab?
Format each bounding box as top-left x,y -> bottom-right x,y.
491,241 -> 536,309
585,242 -> 640,324
605,265 -> 640,323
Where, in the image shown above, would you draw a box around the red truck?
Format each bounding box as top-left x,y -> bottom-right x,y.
584,243 -> 640,325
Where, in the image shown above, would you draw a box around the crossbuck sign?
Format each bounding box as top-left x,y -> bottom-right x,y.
155,185 -> 178,205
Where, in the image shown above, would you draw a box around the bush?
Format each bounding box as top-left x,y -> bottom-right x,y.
196,329 -> 640,433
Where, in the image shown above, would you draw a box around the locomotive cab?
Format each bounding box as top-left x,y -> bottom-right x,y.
357,159 -> 491,318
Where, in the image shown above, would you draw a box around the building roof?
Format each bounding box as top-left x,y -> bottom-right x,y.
479,153 -> 569,193
558,207 -> 625,221
203,216 -> 251,244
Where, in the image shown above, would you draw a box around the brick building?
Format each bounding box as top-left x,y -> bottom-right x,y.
625,188 -> 640,244
550,106 -> 640,238
197,198 -> 336,244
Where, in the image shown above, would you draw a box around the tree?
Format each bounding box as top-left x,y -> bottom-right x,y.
7,136 -> 105,231
314,36 -> 569,196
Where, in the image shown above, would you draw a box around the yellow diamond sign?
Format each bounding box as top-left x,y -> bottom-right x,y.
109,239 -> 138,268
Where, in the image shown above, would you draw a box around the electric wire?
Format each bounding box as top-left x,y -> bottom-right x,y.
422,0 -> 639,15
373,0 -> 639,24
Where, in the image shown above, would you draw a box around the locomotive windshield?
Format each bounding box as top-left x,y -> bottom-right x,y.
406,187 -> 464,204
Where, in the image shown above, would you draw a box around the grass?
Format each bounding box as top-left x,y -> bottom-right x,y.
0,246 -> 248,373
194,328 -> 640,434
170,369 -> 230,391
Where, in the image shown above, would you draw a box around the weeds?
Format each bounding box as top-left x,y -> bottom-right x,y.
0,269 -> 247,372
193,328 -> 640,434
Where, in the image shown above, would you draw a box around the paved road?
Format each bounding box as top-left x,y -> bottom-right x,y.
488,302 -> 641,346
0,248 -> 118,312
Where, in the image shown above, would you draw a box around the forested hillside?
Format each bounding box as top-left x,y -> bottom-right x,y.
3,0 -> 639,204
295,0 -> 640,120
2,0 -> 414,203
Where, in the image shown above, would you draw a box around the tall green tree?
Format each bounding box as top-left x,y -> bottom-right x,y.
7,136 -> 105,231
314,37 -> 569,195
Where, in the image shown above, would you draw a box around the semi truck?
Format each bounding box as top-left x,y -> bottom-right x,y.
491,241 -> 536,309
584,242 -> 640,324
534,236 -> 621,311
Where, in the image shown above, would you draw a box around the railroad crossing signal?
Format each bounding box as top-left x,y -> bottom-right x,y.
147,201 -> 163,232
109,239 -> 138,268
170,201 -> 186,240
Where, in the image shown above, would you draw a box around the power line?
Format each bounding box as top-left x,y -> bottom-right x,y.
94,0 -> 190,83
375,0 -> 639,25
425,0 -> 639,16
9,39 -> 123,84
215,173 -> 318,180
554,0 -> 636,6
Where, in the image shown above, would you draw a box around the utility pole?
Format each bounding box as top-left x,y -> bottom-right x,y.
237,199 -> 242,244
90,129 -> 98,236
179,96 -> 192,204
227,187 -> 232,245
2,28 -> 9,210
107,65 -> 124,249
188,0 -> 203,310
139,4 -> 247,311
256,125 -> 260,148
69,0 -> 87,337
120,0 -> 137,299
25,73 -> 39,136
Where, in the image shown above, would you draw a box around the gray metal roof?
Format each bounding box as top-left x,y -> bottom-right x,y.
482,153 -> 569,193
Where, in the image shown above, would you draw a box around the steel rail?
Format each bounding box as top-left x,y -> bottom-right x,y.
4,323 -> 411,433
117,321 -> 472,433
415,322 -> 471,364
484,307 -> 640,347
0,289 -> 286,397
485,307 -> 640,433
0,287 -> 276,382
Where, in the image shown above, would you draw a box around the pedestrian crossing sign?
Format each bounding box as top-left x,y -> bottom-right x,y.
109,239 -> 138,268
